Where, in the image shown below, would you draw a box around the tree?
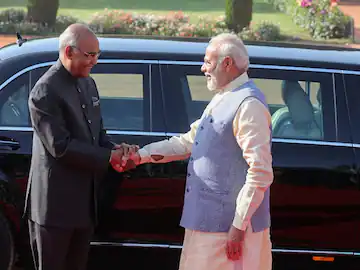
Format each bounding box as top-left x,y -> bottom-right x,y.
225,0 -> 253,33
27,0 -> 59,26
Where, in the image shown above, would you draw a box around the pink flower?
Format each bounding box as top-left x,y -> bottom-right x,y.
300,0 -> 312,7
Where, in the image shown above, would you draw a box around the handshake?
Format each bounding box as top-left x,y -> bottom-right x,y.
109,143 -> 141,173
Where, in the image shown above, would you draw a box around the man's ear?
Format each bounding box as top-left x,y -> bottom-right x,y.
223,56 -> 233,70
64,46 -> 73,59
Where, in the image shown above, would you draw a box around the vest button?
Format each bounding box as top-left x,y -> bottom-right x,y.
210,118 -> 213,123
195,142 -> 199,145
186,187 -> 190,192
187,173 -> 191,177
200,126 -> 204,130
190,157 -> 194,161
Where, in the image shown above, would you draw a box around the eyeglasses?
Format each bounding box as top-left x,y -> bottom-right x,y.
71,46 -> 101,58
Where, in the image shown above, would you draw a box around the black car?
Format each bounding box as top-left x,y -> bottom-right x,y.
0,36 -> 360,270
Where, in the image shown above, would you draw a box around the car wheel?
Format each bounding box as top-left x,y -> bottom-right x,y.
0,211 -> 15,270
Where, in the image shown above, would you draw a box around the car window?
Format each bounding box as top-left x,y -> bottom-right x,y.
0,66 -> 58,128
162,64 -> 335,141
252,78 -> 323,140
343,73 -> 360,143
91,73 -> 144,131
90,63 -> 150,131
0,63 -> 151,131
0,72 -> 30,127
249,68 -> 335,141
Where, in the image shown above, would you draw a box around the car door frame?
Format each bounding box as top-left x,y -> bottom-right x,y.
341,70 -> 360,256
0,58 -> 173,247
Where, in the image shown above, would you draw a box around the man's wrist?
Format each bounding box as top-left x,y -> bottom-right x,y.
232,213 -> 248,231
139,148 -> 154,164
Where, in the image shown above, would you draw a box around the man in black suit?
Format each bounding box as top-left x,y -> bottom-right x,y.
25,23 -> 134,270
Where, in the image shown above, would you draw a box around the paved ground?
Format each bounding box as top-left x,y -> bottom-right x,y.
0,35 -> 17,48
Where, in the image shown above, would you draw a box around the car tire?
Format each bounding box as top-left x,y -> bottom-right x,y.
0,211 -> 15,270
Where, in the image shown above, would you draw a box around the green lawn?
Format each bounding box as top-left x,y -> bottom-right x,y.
0,0 -> 345,42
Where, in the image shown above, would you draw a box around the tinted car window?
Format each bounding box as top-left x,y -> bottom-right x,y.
343,73 -> 360,143
0,72 -> 30,127
162,64 -> 335,141
0,63 -> 150,131
0,65 -> 55,127
91,73 -> 144,131
249,68 -> 335,141
253,78 -> 323,140
90,63 -> 150,131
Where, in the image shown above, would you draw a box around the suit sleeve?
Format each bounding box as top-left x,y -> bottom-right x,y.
29,82 -> 112,173
99,117 -> 115,150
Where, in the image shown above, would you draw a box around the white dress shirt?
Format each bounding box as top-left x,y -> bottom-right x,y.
138,73 -> 274,231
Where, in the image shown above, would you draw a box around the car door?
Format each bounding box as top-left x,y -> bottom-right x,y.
342,72 -> 360,257
89,60 -> 184,246
249,67 -> 358,262
0,65 -> 51,201
159,62 -> 211,247
160,61 -> 358,261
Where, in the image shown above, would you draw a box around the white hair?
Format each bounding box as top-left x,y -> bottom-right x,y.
58,23 -> 95,54
209,33 -> 249,71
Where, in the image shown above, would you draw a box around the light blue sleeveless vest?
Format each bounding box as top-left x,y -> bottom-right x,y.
179,80 -> 272,233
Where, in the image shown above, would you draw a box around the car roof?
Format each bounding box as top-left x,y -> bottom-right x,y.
0,36 -> 359,69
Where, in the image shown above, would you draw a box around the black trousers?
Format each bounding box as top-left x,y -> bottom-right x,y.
28,220 -> 93,270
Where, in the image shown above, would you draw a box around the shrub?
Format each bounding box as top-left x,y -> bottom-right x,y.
88,9 -> 282,41
0,8 -> 26,24
0,7 -> 283,42
15,21 -> 50,35
255,21 -> 281,41
266,0 -> 352,39
0,21 -> 50,35
54,15 -> 80,33
0,10 -> 79,35
239,21 -> 282,41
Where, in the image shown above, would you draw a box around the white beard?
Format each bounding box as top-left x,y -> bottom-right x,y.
205,63 -> 222,92
207,76 -> 218,91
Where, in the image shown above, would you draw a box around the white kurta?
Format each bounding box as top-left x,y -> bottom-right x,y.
138,73 -> 274,269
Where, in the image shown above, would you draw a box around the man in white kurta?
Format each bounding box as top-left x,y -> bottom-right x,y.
126,33 -> 273,270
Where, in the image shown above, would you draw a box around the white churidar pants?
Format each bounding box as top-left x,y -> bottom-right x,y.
178,225 -> 272,270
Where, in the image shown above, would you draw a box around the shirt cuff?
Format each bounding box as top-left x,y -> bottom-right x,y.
232,212 -> 249,231
138,148 -> 151,164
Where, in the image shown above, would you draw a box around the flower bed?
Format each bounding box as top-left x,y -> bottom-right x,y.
266,0 -> 353,39
88,9 -> 282,41
0,8 -> 282,42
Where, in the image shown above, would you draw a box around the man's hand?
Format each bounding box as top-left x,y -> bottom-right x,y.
110,148 -> 126,172
226,225 -> 245,261
110,143 -> 140,172
114,143 -> 139,157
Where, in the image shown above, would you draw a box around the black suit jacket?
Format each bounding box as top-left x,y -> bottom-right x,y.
25,59 -> 114,228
